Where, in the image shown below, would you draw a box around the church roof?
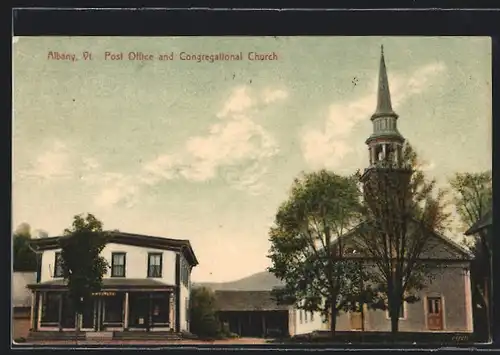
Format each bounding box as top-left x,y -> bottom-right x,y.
336,218 -> 474,260
371,45 -> 399,120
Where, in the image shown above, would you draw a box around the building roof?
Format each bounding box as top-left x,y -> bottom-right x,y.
214,290 -> 290,312
337,218 -> 475,260
465,210 -> 492,235
27,278 -> 175,291
371,45 -> 399,121
29,231 -> 199,267
12,272 -> 36,307
366,46 -> 404,145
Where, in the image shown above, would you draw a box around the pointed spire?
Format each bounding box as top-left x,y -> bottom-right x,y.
372,45 -> 398,119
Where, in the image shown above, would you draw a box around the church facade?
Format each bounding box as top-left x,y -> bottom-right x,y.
328,47 -> 474,333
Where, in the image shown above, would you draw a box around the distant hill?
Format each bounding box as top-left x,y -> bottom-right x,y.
193,271 -> 284,291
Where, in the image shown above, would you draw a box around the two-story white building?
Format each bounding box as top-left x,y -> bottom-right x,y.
26,231 -> 198,335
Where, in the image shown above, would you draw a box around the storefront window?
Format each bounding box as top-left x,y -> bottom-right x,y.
104,294 -> 124,324
60,294 -> 76,328
151,292 -> 169,325
40,292 -> 60,324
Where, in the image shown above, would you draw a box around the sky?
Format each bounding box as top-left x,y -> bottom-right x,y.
12,36 -> 491,282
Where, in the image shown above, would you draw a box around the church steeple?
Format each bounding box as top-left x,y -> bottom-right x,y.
372,45 -> 398,120
365,46 -> 406,169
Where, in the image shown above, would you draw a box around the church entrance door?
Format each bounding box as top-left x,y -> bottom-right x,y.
426,297 -> 444,330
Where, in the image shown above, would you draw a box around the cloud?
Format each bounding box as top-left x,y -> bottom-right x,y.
262,88 -> 289,104
417,160 -> 436,172
19,140 -> 72,180
140,116 -> 279,186
301,131 -> 353,169
217,86 -> 253,118
140,86 -> 285,195
141,154 -> 181,185
82,157 -> 100,171
80,85 -> 286,208
80,172 -> 139,209
17,86 -> 286,208
17,139 -> 105,182
93,173 -> 139,209
223,162 -> 272,196
301,62 -> 447,169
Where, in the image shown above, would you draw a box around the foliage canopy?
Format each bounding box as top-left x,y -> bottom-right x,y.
268,170 -> 370,333
59,213 -> 109,315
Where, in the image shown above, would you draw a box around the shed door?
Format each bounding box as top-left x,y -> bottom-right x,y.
427,297 -> 444,330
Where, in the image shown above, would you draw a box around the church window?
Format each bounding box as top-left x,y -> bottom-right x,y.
377,146 -> 383,161
386,302 -> 406,320
344,248 -> 357,255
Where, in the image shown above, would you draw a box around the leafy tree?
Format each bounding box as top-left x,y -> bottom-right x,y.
59,213 -> 109,331
449,171 -> 492,234
268,170 -> 370,335
449,171 -> 492,339
13,223 -> 40,272
353,142 -> 450,334
189,286 -> 221,338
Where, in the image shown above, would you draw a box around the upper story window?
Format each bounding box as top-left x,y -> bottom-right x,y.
148,253 -> 163,278
111,252 -> 126,277
53,252 -> 64,278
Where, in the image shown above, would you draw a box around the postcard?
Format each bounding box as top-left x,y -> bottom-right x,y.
12,36 -> 492,347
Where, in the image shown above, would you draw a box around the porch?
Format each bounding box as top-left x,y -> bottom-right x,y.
26,330 -> 183,342
27,279 -> 177,333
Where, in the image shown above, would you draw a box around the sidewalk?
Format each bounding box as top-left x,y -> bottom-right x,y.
15,338 -> 272,346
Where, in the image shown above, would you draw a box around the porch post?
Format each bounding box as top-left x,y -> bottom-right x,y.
58,293 -> 63,331
29,291 -> 35,330
169,292 -> 175,331
36,292 -> 43,330
262,313 -> 266,337
148,294 -> 152,331
123,292 -> 129,330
